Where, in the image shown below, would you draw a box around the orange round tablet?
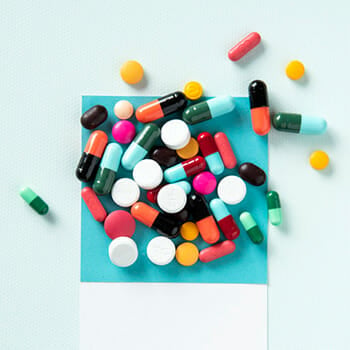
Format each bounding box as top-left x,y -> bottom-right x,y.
176,242 -> 199,266
176,138 -> 199,159
120,60 -> 144,85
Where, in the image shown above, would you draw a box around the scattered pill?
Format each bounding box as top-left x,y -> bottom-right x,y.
183,81 -> 203,100
180,222 -> 199,241
286,60 -> 305,80
112,120 -> 136,144
214,132 -> 237,169
176,137 -> 199,159
150,146 -> 179,167
161,119 -> 191,150
157,184 -> 187,214
133,159 -> 163,190
193,171 -> 217,195
176,242 -> 199,266
80,105 -> 108,130
169,207 -> 190,223
81,187 -> 106,222
104,210 -> 136,240
309,150 -> 329,170
266,191 -> 282,226
239,211 -> 264,244
228,32 -> 261,62
239,162 -> 266,186
147,181 -> 191,204
20,187 -> 49,215
199,240 -> 236,263
111,178 -> 140,207
109,237 -> 138,267
217,176 -> 247,205
147,236 -> 176,266
120,60 -> 144,85
113,100 -> 134,120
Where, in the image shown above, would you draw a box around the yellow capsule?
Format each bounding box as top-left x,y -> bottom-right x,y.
183,81 -> 203,100
285,60 -> 305,80
176,242 -> 199,266
180,222 -> 199,241
309,150 -> 329,170
176,137 -> 199,159
120,60 -> 144,84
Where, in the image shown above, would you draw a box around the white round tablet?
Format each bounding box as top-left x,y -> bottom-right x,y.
133,159 -> 163,190
111,178 -> 140,207
108,237 -> 138,267
157,184 -> 187,214
217,175 -> 247,205
147,236 -> 175,266
161,119 -> 191,150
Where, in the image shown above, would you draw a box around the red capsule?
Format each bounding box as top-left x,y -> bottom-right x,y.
197,132 -> 218,157
81,187 -> 107,222
199,241 -> 236,263
182,156 -> 206,177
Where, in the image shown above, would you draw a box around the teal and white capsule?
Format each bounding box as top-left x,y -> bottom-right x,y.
121,123 -> 160,170
93,143 -> 123,195
266,191 -> 282,226
239,211 -> 264,244
174,180 -> 191,194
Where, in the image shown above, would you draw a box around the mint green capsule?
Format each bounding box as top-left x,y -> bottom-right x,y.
20,187 -> 49,215
239,211 -> 264,244
266,191 -> 282,226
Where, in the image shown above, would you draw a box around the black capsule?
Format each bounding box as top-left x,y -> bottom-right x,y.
239,162 -> 266,186
169,206 -> 190,223
188,194 -> 210,221
152,212 -> 181,238
80,105 -> 108,130
150,146 -> 179,167
249,80 -> 269,109
159,92 -> 187,115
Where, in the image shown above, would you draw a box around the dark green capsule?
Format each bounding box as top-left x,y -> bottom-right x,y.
239,211 -> 264,244
266,191 -> 282,226
20,187 -> 49,215
272,113 -> 301,133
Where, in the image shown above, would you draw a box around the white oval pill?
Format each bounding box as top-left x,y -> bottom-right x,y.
111,178 -> 140,207
147,236 -> 176,266
161,120 -> 191,150
108,237 -> 138,267
133,159 -> 163,190
217,175 -> 247,205
157,184 -> 187,214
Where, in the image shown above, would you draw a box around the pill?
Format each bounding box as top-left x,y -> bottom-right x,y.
180,222 -> 199,241
131,202 -> 180,238
188,194 -> 220,244
286,60 -> 305,80
239,211 -> 264,244
164,156 -> 206,183
249,80 -> 271,136
176,137 -> 199,159
183,81 -> 203,100
133,159 -> 163,190
309,150 -> 329,170
266,191 -> 282,226
108,237 -> 138,267
272,113 -> 327,134
147,236 -> 176,266
81,187 -> 106,221
135,92 -> 187,123
199,240 -> 236,263
149,146 -> 179,167
104,210 -> 136,239
120,60 -> 144,85
169,207 -> 190,223
76,130 -> 108,182
20,187 -> 49,215
182,96 -> 235,125
217,175 -> 247,205
147,181 -> 191,204
209,198 -> 240,240
193,171 -> 217,195
112,120 -> 136,144
214,132 -> 237,169
80,105 -> 108,130
121,123 -> 160,170
93,143 -> 123,195
161,119 -> 191,150
239,162 -> 266,186
157,184 -> 187,214
114,100 -> 134,119
111,178 -> 140,207
228,32 -> 261,62
197,132 -> 224,175
175,242 -> 199,266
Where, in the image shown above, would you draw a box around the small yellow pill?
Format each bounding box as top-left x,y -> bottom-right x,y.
285,60 -> 305,80
176,137 -> 199,159
120,60 -> 144,85
309,150 -> 329,170
176,242 -> 199,266
180,222 -> 199,241
183,81 -> 203,100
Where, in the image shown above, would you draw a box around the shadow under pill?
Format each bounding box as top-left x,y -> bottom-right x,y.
130,73 -> 149,91
44,211 -> 57,225
234,42 -> 266,68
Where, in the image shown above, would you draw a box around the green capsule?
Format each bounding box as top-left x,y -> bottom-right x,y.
239,211 -> 264,244
266,191 -> 282,226
20,187 -> 49,215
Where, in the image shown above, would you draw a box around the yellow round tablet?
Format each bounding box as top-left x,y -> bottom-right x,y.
183,81 -> 203,100
176,138 -> 199,159
120,60 -> 144,84
180,222 -> 199,241
309,150 -> 329,170
176,242 -> 199,266
285,60 -> 305,80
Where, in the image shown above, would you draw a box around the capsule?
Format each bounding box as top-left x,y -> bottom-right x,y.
20,187 -> 49,215
249,80 -> 271,136
199,241 -> 236,263
209,198 -> 240,240
121,123 -> 160,170
214,132 -> 237,169
267,191 -> 282,226
239,162 -> 266,186
80,105 -> 108,130
272,113 -> 327,134
149,146 -> 179,167
76,130 -> 108,182
182,96 -> 235,125
228,32 -> 261,62
164,156 -> 206,183
92,143 -> 123,195
239,211 -> 264,244
81,187 -> 107,222
197,132 -> 224,175
135,92 -> 187,123
188,194 -> 220,244
131,202 -> 180,238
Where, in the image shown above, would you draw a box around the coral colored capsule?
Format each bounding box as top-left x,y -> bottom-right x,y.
228,32 -> 261,62
249,80 -> 271,136
81,187 -> 107,222
188,194 -> 220,244
214,132 -> 237,169
135,92 -> 187,123
164,156 -> 206,183
209,198 -> 240,240
266,191 -> 282,226
131,202 -> 180,239
76,130 -> 108,182
239,211 -> 264,244
199,240 -> 236,263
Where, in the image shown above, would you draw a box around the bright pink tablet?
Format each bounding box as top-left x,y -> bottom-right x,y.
81,187 -> 107,222
104,210 -> 136,239
214,132 -> 237,169
193,171 -> 217,195
199,240 -> 236,263
112,120 -> 136,144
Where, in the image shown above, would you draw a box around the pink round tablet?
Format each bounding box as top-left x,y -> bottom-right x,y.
112,120 -> 136,144
193,171 -> 217,195
104,210 -> 136,239
114,100 -> 134,119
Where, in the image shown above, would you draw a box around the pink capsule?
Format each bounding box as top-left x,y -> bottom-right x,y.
228,32 -> 261,62
199,240 -> 236,263
214,132 -> 237,169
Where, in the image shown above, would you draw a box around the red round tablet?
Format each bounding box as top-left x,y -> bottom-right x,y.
104,210 -> 136,239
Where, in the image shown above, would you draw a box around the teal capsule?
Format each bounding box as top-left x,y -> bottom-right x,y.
174,181 -> 191,194
239,211 -> 264,244
266,191 -> 282,226
20,187 -> 49,215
